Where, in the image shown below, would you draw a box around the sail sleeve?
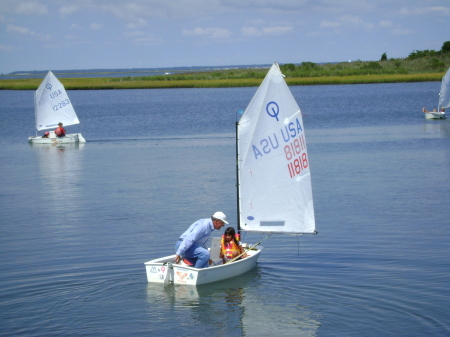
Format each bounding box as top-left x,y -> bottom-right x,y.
438,67 -> 450,110
237,63 -> 316,234
35,71 -> 80,131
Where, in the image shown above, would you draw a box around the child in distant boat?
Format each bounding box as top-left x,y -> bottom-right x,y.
42,131 -> 50,138
220,227 -> 247,264
422,107 -> 429,113
55,122 -> 66,137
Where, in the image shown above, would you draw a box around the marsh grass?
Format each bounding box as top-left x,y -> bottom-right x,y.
1,56 -> 449,90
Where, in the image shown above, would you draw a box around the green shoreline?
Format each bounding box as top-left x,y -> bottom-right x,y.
0,72 -> 444,90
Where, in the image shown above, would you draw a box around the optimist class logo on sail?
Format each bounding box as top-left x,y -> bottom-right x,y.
250,101 -> 309,179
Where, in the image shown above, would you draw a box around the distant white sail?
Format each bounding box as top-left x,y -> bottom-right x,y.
438,67 -> 450,110
238,63 -> 316,234
34,71 -> 80,131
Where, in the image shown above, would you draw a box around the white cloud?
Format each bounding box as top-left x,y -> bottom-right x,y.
90,23 -> 103,30
59,5 -> 78,15
123,30 -> 145,38
14,1 -> 47,15
126,18 -> 148,29
246,18 -> 265,26
241,25 -> 293,37
6,23 -> 51,40
379,20 -> 393,28
98,1 -> 230,20
70,23 -> 83,30
123,30 -> 163,45
242,26 -> 262,37
263,26 -> 293,35
182,27 -> 231,39
132,36 -> 164,45
400,6 -> 450,16
339,14 -> 374,29
0,44 -> 13,51
7,23 -> 30,35
65,34 -> 80,40
320,15 -> 374,31
391,28 -> 414,35
320,20 -> 341,28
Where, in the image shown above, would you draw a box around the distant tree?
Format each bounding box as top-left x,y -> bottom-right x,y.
380,52 -> 387,61
301,62 -> 317,69
408,49 -> 438,59
281,63 -> 296,72
441,41 -> 450,53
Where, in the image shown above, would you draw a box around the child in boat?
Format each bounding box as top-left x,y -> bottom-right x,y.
55,122 -> 66,137
42,131 -> 50,138
220,227 -> 247,263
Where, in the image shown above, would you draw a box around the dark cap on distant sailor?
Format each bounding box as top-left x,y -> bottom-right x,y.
58,122 -> 63,126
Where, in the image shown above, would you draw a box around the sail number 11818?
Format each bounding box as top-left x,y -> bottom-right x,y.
285,135 -> 308,178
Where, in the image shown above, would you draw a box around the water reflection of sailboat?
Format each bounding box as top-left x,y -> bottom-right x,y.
146,267 -> 320,336
146,267 -> 259,335
31,143 -> 85,214
146,266 -> 259,304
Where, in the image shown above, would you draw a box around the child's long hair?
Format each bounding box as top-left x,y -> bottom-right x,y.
224,227 -> 239,245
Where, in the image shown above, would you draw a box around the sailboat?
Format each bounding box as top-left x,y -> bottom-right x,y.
424,67 -> 449,119
28,71 -> 86,144
144,63 -> 316,285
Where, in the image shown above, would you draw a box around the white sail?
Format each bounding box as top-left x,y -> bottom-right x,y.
34,71 -> 80,131
237,63 -> 316,234
438,67 -> 450,110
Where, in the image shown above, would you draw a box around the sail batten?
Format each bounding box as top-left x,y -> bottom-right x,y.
35,71 -> 80,131
237,63 -> 316,235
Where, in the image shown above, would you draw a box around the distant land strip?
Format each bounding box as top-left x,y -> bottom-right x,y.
0,73 -> 444,90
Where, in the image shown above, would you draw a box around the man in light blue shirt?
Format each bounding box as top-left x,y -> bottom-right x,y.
174,211 -> 228,268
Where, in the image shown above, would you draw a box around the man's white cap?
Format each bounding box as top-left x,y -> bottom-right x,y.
212,211 -> 228,224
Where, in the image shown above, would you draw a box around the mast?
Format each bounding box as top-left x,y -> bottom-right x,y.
235,120 -> 241,234
34,89 -> 38,137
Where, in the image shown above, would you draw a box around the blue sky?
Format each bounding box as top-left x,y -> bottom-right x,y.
0,0 -> 449,74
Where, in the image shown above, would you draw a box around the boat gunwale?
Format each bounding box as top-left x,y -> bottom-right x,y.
144,247 -> 263,272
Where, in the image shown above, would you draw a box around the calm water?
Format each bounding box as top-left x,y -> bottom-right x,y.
1,82 -> 449,336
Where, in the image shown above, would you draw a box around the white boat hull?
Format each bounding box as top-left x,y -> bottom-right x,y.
28,132 -> 86,144
424,112 -> 446,119
145,247 -> 263,285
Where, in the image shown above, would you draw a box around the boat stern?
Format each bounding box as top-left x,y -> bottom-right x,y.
145,255 -> 200,285
76,133 -> 87,143
424,112 -> 446,119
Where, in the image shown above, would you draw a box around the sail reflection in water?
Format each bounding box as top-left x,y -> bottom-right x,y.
146,267 -> 320,336
31,143 -> 85,215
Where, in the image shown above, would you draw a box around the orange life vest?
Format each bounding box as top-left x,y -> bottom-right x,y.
55,126 -> 66,137
221,234 -> 241,259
